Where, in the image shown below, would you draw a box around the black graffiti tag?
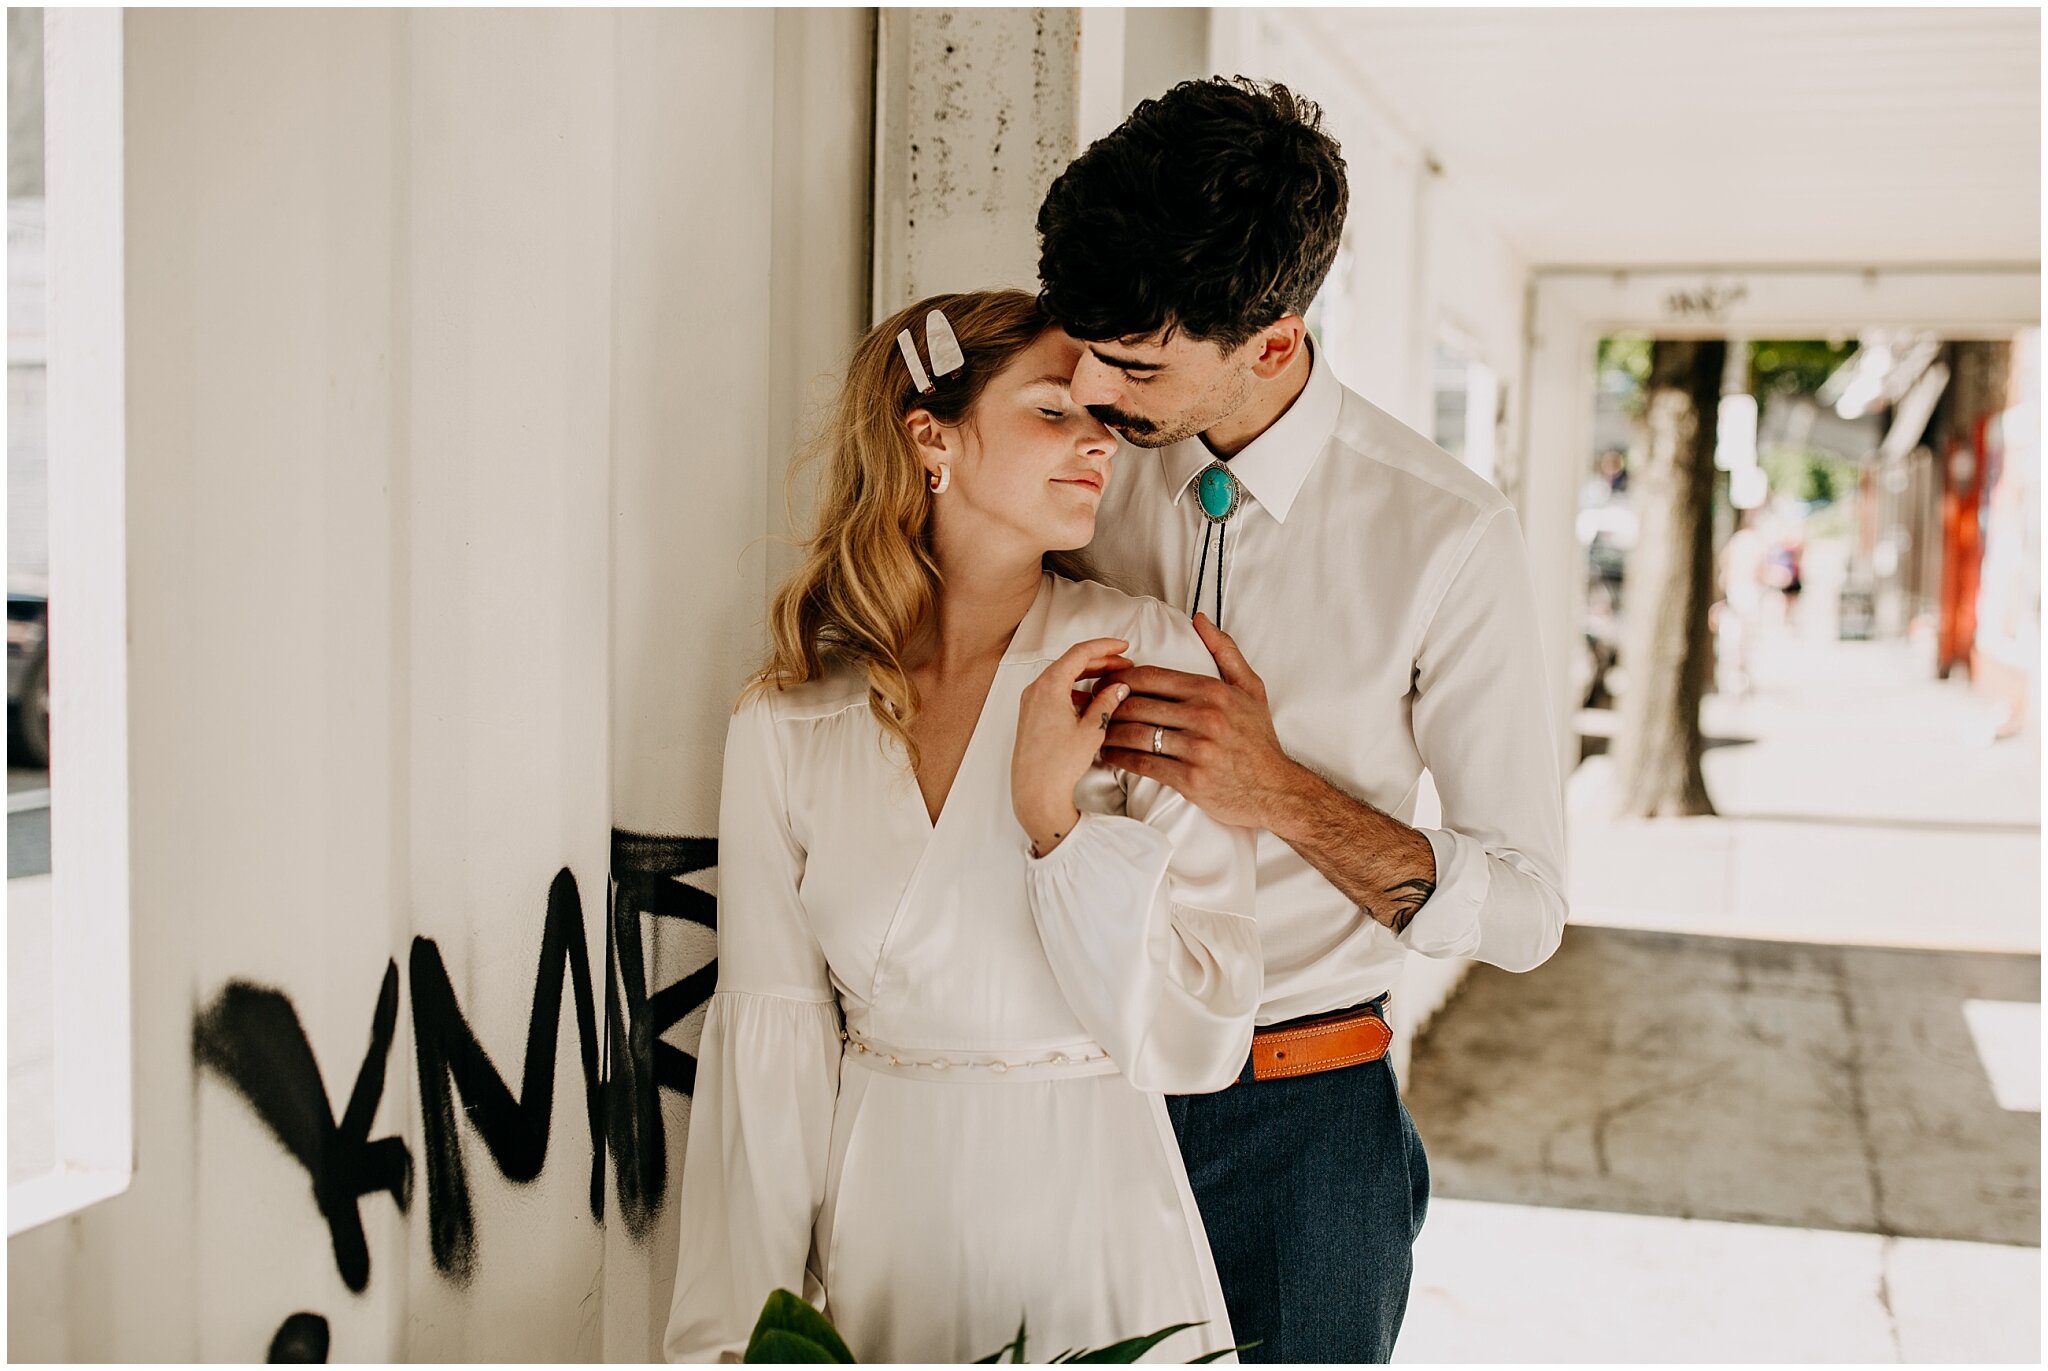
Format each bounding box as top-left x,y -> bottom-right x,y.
408,867 -> 604,1285
199,832 -> 723,1299
192,962 -> 414,1293
606,830 -> 719,1237
266,1312 -> 331,1363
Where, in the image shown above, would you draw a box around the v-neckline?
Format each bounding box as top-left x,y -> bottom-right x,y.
902,573 -> 1050,836
912,664 -> 1002,833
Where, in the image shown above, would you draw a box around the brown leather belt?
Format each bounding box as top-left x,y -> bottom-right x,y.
1246,999 -> 1393,1083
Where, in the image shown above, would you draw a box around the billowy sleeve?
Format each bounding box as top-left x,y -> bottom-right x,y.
665,694 -> 843,1363
1024,607 -> 1262,1095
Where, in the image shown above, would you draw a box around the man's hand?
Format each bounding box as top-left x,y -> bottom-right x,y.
1097,612 -> 1307,829
1105,612 -> 1442,934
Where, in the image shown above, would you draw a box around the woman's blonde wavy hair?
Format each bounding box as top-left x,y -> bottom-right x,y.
745,289 -> 1093,770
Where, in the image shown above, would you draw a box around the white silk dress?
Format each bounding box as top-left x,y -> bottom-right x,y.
664,572 -> 1262,1364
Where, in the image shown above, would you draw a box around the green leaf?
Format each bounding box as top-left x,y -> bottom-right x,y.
1056,1321 -> 1205,1363
744,1330 -> 845,1363
975,1317 -> 1029,1363
743,1290 -> 856,1364
1186,1341 -> 1260,1363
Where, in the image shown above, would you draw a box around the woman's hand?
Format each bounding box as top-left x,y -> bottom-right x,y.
1012,637 -> 1133,856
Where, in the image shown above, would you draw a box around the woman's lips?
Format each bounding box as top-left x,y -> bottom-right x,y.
1053,474 -> 1103,493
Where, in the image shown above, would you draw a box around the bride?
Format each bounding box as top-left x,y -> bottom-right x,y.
664,289 -> 1261,1364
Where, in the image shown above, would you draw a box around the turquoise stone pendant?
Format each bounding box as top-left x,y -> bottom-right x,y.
1195,461 -> 1243,523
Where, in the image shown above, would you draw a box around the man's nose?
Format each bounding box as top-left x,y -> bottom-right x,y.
1077,415 -> 1116,458
1068,353 -> 1119,407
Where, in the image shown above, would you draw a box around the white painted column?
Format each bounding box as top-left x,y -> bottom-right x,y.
1522,278 -> 1600,771
871,7 -> 1082,311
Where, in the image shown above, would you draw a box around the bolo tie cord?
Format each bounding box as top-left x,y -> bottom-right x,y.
1190,517 -> 1227,629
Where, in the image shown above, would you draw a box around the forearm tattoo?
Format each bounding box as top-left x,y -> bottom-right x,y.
1383,877 -> 1436,934
1275,766 -> 1440,935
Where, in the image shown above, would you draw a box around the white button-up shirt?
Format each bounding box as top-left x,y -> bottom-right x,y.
1085,344 -> 1568,1024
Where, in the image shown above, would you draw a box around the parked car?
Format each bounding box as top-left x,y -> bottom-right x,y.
9,593 -> 48,768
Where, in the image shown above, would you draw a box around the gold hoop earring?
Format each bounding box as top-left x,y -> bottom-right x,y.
928,463 -> 950,494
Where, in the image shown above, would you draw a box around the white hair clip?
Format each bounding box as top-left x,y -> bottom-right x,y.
897,308 -> 966,395
924,309 -> 965,379
896,328 -> 932,394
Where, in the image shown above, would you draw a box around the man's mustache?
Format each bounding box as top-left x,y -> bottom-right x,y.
1086,404 -> 1155,434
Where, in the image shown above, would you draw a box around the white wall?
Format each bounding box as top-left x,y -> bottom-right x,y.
7,9 -> 869,1362
1122,8 -> 1210,112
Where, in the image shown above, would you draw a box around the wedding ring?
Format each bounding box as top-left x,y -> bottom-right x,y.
1151,725 -> 1166,755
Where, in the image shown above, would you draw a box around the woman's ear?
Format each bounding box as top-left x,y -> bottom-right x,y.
905,407 -> 951,471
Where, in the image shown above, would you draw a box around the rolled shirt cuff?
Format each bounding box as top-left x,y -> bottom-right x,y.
1398,826 -> 1493,958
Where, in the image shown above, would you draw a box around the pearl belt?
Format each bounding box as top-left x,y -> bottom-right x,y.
838,1028 -> 1118,1081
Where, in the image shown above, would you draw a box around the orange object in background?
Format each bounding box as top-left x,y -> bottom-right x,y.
1936,417 -> 1987,679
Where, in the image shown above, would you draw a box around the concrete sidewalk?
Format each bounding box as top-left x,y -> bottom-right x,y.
1399,622 -> 2041,1363
1569,631 -> 2039,953
1399,1198 -> 2041,1364
1407,926 -> 2040,1245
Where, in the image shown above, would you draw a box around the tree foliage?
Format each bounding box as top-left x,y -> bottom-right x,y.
1760,444 -> 1862,507
1599,335 -> 1858,427
1750,338 -> 1858,400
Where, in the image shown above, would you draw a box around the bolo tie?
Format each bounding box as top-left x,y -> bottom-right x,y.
1190,460 -> 1244,629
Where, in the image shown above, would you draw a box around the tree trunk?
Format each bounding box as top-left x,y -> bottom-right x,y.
1615,338 -> 1723,817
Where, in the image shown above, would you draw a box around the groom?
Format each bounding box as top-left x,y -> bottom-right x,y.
1037,79 -> 1568,1362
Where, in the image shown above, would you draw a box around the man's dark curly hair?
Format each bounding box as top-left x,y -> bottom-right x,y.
1036,77 -> 1348,352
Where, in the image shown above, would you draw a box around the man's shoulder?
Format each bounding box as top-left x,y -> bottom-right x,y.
1327,384 -> 1511,528
1047,574 -> 1217,680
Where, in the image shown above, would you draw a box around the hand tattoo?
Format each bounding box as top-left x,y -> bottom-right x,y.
1031,830 -> 1066,860
1384,878 -> 1435,934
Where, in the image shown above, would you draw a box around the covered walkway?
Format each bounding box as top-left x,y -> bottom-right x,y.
1403,616 -> 2040,1361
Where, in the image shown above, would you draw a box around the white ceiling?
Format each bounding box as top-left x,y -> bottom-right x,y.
1286,7 -> 2041,269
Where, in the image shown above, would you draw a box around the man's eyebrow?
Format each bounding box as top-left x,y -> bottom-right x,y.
1088,346 -> 1165,375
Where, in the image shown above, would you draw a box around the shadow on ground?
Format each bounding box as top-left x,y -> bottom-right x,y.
1576,728 -> 1756,761
1405,926 -> 2041,1247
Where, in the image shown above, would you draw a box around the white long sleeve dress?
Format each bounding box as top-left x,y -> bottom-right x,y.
664,572 -> 1262,1364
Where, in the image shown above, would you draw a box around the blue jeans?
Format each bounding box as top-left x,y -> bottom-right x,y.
1166,1004 -> 1430,1364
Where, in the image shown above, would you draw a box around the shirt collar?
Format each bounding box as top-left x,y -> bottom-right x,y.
1158,339 -> 1342,525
